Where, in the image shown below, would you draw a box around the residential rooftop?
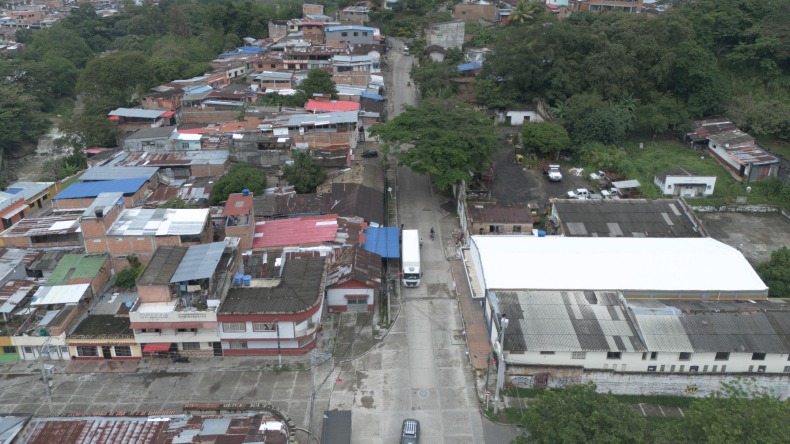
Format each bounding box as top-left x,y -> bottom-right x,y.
108,108 -> 168,119
52,178 -> 148,201
0,214 -> 81,238
45,254 -> 107,287
106,208 -> 209,237
219,257 -> 326,315
79,166 -> 159,182
70,314 -> 133,338
105,150 -> 229,167
137,246 -> 188,286
253,214 -> 338,249
124,126 -> 176,140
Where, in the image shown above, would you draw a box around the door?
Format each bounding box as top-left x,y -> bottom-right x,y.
212,342 -> 223,357
101,346 -> 112,359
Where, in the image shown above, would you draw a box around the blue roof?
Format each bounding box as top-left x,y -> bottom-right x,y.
53,178 -> 148,200
362,227 -> 400,259
457,61 -> 483,72
4,188 -> 22,195
219,46 -> 266,57
361,91 -> 383,101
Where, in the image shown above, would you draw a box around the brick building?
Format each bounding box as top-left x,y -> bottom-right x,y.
51,178 -> 150,211
453,0 -> 498,24
223,191 -> 255,250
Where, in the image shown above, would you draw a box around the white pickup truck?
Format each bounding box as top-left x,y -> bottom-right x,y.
567,188 -> 592,199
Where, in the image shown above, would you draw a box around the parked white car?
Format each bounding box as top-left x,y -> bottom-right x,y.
567,188 -> 592,199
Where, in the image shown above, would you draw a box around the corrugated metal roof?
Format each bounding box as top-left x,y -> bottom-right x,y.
306,99 -> 360,112
138,247 -> 188,286
124,127 -> 176,140
330,183 -> 384,225
362,227 -> 400,258
82,192 -> 124,218
326,25 -> 375,32
106,208 -> 209,237
108,108 -> 167,119
553,199 -> 702,238
468,204 -> 533,224
108,150 -> 229,167
497,290 -> 645,353
253,214 -> 338,249
53,178 -> 148,200
223,193 -> 253,217
80,166 -> 159,182
170,242 -> 226,283
1,215 -> 81,237
631,299 -> 790,353
325,247 -> 381,288
46,254 -> 107,286
284,111 -> 358,127
0,182 -> 54,202
31,284 -> 90,305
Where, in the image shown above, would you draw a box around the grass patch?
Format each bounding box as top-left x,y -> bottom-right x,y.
60,173 -> 83,189
756,136 -> 790,160
621,139 -> 785,207
50,98 -> 75,118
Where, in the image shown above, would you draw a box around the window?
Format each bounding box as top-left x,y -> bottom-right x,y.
540,351 -> 555,355
689,365 -> 699,372
76,346 -> 98,357
679,352 -> 691,361
513,225 -> 521,233
182,342 -> 200,351
612,364 -> 618,371
2,346 -> 16,354
748,365 -> 754,372
721,365 -> 727,372
571,352 -> 586,360
362,32 -> 368,36
642,352 -> 647,361
752,353 -> 766,361
141,328 -> 161,333
668,365 -> 674,372
647,366 -> 657,372
353,32 -> 358,36
180,142 -> 189,150
347,296 -> 367,306
223,322 -> 246,333
715,352 -> 730,361
757,365 -> 766,373
606,352 -> 621,360
177,328 -> 197,333
784,366 -> 790,373
703,365 -> 708,372
114,346 -> 132,357
60,346 -> 68,354
229,341 -> 248,349
341,32 -> 348,37
23,346 -> 33,354
712,365 -> 718,372
650,352 -> 658,360
253,322 -> 276,332
679,365 -> 685,372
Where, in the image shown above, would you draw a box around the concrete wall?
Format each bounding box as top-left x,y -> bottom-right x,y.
509,367 -> 790,400
428,21 -> 465,50
326,287 -> 374,312
138,285 -> 172,303
191,161 -> 228,177
68,342 -> 141,360
325,29 -> 376,46
654,175 -> 716,196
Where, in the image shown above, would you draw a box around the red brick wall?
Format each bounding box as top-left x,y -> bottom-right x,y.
138,285 -> 172,303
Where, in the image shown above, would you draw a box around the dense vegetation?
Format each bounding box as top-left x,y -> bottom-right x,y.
511,380 -> 790,444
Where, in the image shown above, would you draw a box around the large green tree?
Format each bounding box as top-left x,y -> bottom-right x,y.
522,122 -> 571,158
756,246 -> 790,297
516,383 -> 647,444
76,51 -> 155,115
370,100 -> 497,191
211,164 -> 267,204
282,152 -> 327,194
0,84 -> 50,155
299,68 -> 338,100
679,379 -> 790,443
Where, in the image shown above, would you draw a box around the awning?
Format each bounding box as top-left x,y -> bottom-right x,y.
142,343 -> 171,352
162,111 -> 176,117
108,116 -> 120,121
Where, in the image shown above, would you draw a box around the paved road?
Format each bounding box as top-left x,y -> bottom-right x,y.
324,39 -> 485,443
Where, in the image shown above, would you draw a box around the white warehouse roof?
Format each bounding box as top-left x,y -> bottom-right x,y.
470,236 -> 768,297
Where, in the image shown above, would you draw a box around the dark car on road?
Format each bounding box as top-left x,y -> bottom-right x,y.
362,149 -> 378,158
401,419 -> 420,444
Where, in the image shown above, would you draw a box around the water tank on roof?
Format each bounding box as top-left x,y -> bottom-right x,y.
124,301 -> 133,308
537,230 -> 546,237
234,274 -> 243,286
242,189 -> 250,196
39,329 -> 48,336
243,275 -> 252,287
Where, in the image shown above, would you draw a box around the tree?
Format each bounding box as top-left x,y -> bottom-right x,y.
509,1 -> 541,25
282,152 -> 327,194
522,122 -> 571,158
756,246 -> 790,297
76,51 -> 155,115
516,383 -> 647,444
158,197 -> 197,209
0,84 -> 49,155
370,100 -> 498,191
57,114 -> 122,149
410,61 -> 457,99
679,379 -> 790,443
299,68 -> 338,100
211,164 -> 267,204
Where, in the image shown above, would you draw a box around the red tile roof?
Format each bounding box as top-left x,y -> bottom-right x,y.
224,193 -> 253,216
253,214 -> 339,249
305,99 -> 360,112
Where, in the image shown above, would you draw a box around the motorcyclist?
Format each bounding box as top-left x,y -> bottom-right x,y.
430,227 -> 435,239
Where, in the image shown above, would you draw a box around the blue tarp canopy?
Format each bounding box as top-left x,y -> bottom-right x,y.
457,61 -> 483,72
52,178 -> 148,200
363,227 -> 400,259
361,91 -> 383,101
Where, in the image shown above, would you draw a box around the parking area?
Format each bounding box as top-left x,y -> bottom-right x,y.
697,211 -> 790,264
490,146 -> 590,206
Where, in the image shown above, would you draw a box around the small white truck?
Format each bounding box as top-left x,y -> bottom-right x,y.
567,188 -> 592,199
542,162 -> 563,182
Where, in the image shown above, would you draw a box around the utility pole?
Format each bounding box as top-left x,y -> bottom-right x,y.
37,336 -> 55,414
484,352 -> 491,409
494,314 -> 509,415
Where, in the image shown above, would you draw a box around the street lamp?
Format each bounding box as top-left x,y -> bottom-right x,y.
494,314 -> 509,415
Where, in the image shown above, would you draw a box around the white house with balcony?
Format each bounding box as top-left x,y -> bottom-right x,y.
130,241 -> 240,357
217,257 -> 326,356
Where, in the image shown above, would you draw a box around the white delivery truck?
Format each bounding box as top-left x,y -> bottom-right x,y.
401,229 -> 422,287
